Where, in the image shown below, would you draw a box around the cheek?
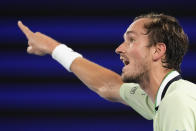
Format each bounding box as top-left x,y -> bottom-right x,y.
127,48 -> 151,69
127,46 -> 143,60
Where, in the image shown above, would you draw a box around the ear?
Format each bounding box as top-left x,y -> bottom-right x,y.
152,43 -> 166,61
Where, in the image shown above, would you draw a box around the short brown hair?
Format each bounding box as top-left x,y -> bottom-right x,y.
134,13 -> 189,72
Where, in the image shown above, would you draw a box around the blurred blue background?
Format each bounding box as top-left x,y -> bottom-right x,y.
0,0 -> 196,130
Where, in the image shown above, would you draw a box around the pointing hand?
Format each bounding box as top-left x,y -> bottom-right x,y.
18,21 -> 60,55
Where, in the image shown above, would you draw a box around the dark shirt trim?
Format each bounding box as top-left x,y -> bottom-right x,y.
155,75 -> 182,111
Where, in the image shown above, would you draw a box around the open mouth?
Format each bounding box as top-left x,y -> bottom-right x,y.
123,60 -> 130,66
120,57 -> 130,66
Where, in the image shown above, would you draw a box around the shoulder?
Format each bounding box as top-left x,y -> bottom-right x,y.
172,79 -> 196,90
165,79 -> 196,103
120,83 -> 143,99
157,80 -> 196,130
120,83 -> 154,120
159,80 -> 196,117
159,79 -> 196,113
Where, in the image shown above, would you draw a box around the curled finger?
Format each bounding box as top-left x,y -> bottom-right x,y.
27,46 -> 34,54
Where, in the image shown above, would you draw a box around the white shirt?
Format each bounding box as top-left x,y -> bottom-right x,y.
120,71 -> 196,131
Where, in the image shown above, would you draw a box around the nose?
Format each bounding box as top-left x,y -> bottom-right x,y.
115,42 -> 126,54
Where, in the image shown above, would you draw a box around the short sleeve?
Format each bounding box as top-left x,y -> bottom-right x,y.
120,83 -> 155,120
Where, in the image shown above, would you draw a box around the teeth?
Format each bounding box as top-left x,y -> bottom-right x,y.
123,60 -> 126,65
120,56 -> 129,65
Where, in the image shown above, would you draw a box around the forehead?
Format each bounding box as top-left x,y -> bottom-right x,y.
125,18 -> 152,36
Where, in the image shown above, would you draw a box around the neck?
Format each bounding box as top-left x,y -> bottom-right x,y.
139,68 -> 173,103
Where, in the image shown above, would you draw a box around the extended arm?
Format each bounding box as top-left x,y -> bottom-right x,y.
71,57 -> 123,102
17,21 -> 125,104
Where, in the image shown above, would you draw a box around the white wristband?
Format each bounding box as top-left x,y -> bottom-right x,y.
52,44 -> 83,72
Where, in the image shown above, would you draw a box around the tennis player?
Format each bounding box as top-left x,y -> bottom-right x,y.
18,13 -> 196,131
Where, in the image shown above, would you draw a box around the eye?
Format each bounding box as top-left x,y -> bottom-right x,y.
124,36 -> 135,45
130,38 -> 135,43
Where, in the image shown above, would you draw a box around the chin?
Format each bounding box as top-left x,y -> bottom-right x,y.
121,73 -> 140,83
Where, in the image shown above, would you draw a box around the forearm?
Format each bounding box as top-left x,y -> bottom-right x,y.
71,57 -> 123,102
51,44 -> 123,101
17,22 -> 124,103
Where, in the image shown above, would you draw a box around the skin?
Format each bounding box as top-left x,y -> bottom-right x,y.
116,18 -> 171,102
18,21 -> 124,104
18,18 -> 171,104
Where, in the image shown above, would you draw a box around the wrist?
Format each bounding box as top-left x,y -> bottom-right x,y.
51,44 -> 83,72
48,42 -> 60,55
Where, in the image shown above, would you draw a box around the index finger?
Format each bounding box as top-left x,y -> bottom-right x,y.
18,21 -> 34,39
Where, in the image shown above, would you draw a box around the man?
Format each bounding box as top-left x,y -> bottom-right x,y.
18,13 -> 196,131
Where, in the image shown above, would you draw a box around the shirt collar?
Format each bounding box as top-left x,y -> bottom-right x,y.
155,71 -> 180,110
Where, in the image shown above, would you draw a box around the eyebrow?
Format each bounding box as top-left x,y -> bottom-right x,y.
126,31 -> 138,35
123,30 -> 138,39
